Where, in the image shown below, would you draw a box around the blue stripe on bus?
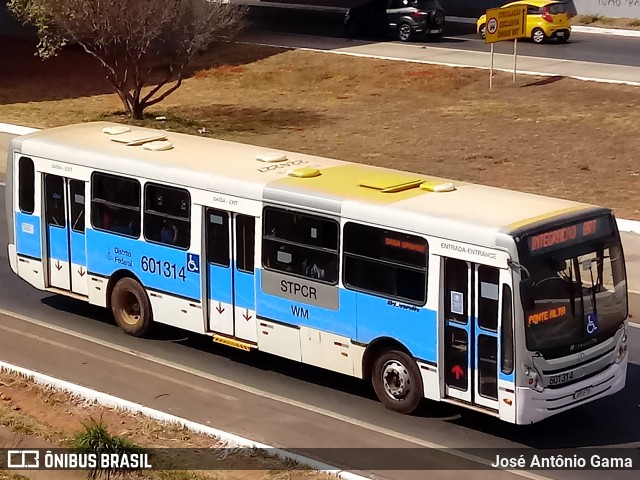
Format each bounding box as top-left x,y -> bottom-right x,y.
70,230 -> 87,265
15,212 -> 42,259
208,263 -> 233,305
234,268 -> 255,310
85,229 -> 201,301
48,225 -> 69,262
353,291 -> 437,364
255,269 -> 437,362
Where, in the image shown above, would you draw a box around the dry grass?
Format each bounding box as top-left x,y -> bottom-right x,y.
573,15 -> 640,30
1,37 -> 640,218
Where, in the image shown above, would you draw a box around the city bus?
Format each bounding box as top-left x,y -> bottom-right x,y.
5,121 -> 628,424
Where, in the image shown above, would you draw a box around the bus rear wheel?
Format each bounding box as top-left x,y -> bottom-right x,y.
372,350 -> 423,414
111,277 -> 153,337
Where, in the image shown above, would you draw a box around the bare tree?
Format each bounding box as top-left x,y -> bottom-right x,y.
9,0 -> 247,119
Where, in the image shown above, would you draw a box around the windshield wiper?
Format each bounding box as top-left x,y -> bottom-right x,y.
587,261 -> 598,315
567,259 -> 576,317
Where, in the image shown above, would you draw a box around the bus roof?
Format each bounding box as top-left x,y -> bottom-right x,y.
10,122 -> 606,247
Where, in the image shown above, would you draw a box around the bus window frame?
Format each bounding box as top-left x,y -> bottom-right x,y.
143,181 -> 191,250
90,171 -> 142,239
342,221 -> 429,307
18,156 -> 35,215
261,206 -> 340,286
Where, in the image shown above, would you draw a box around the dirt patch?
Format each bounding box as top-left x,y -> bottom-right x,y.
1,37 -> 639,219
0,371 -> 332,480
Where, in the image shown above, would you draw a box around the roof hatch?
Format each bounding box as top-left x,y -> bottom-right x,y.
420,180 -> 456,192
288,167 -> 321,178
143,140 -> 174,151
108,131 -> 167,146
256,152 -> 287,163
359,173 -> 423,193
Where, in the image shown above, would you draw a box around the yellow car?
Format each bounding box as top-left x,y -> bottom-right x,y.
477,0 -> 571,44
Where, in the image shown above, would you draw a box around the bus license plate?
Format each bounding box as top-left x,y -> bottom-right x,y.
573,386 -> 591,400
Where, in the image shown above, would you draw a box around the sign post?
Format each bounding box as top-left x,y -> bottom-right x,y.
484,5 -> 527,89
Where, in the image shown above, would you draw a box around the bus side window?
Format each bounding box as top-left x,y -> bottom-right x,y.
18,156 -> 35,214
343,222 -> 428,306
206,209 -> 230,267
143,183 -> 191,249
91,172 -> 141,238
236,214 -> 255,273
262,207 -> 339,284
501,284 -> 514,375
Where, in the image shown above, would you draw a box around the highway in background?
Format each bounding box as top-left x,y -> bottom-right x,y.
244,7 -> 640,68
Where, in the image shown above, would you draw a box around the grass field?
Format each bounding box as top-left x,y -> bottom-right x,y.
1,37 -> 639,219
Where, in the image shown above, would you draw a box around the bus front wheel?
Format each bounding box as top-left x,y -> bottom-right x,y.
111,277 -> 153,337
372,350 -> 423,415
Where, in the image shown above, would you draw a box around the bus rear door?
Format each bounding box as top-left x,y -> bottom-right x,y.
43,174 -> 88,296
204,207 -> 257,344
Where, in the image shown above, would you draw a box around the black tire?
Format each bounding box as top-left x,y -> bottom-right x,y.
532,27 -> 546,44
397,22 -> 413,42
111,277 -> 153,337
426,32 -> 442,42
479,23 -> 486,39
557,31 -> 570,43
372,350 -> 423,415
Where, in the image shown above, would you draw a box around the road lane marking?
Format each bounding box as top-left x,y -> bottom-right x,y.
0,306 -> 551,480
0,321 -> 239,403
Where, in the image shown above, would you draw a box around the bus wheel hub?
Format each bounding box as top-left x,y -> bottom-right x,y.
382,360 -> 411,400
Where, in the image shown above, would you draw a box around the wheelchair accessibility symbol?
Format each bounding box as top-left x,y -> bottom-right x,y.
187,253 -> 200,274
585,312 -> 599,335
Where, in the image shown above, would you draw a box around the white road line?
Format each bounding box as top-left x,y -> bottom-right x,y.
0,306 -> 551,480
0,322 -> 239,402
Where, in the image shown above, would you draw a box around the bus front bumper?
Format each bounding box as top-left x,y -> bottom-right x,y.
515,359 -> 627,424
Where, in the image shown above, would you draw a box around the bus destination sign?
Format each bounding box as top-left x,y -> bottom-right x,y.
526,216 -> 612,255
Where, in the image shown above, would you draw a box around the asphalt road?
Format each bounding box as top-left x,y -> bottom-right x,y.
0,184 -> 638,480
245,7 -> 640,67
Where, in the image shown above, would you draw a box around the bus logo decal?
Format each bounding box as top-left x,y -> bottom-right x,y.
585,313 -> 598,335
187,253 -> 200,274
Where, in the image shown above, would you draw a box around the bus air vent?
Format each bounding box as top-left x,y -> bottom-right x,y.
419,181 -> 456,192
109,132 -> 167,146
288,167 -> 320,178
102,126 -> 131,135
359,173 -> 423,193
143,140 -> 174,151
256,152 -> 287,163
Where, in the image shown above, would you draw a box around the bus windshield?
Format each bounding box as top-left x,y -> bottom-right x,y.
518,216 -> 627,356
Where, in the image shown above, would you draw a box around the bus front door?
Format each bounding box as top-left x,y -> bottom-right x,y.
43,174 -> 88,296
442,258 -> 501,412
205,207 -> 257,343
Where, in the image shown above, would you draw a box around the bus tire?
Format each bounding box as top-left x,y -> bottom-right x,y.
111,277 -> 153,337
372,350 -> 423,415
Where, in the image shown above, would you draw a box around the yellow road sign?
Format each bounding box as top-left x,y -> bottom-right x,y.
485,5 -> 527,43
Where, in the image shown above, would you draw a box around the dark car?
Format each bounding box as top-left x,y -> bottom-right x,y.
344,0 -> 446,42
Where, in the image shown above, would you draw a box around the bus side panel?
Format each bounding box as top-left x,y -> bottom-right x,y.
353,291 -> 438,365
15,211 -> 42,260
85,229 -> 204,333
233,261 -> 257,343
256,268 -> 358,376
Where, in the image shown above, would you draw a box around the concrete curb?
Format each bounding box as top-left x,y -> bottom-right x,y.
0,360 -> 369,480
2,122 -> 640,234
447,16 -> 640,38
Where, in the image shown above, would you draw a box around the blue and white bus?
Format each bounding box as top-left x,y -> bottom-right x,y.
6,122 -> 628,424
